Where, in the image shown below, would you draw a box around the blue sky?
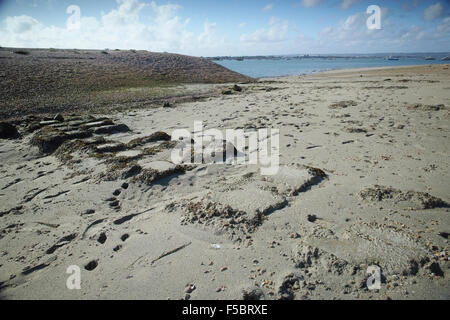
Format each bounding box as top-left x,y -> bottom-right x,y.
0,0 -> 449,55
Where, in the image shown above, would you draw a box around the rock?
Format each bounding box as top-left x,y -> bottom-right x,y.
97,232 -> 107,244
84,260 -> 98,271
0,122 -> 19,139
438,232 -> 449,239
54,114 -> 64,122
93,124 -> 130,134
185,284 -> 196,293
307,215 -> 317,223
242,286 -> 265,300
163,102 -> 172,108
428,262 -> 444,277
121,182 -> 129,189
289,232 -> 301,239
109,200 -> 120,208
232,84 -> 242,92
82,209 -> 95,215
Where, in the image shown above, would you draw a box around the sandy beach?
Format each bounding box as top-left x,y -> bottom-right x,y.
0,62 -> 449,300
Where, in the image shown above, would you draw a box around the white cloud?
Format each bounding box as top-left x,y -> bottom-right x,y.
424,2 -> 444,22
263,4 -> 274,11
301,0 -> 322,8
341,0 -> 360,9
4,15 -> 40,33
436,16 -> 450,33
1,0 -> 449,56
101,0 -> 147,27
0,0 -> 225,55
198,21 -> 217,45
240,17 -> 289,43
307,9 -> 424,52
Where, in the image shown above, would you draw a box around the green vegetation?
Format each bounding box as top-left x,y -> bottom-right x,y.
13,50 -> 30,55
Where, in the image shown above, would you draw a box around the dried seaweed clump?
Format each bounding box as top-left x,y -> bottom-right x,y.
127,131 -> 171,148
132,165 -> 187,185
54,138 -> 105,163
329,100 -> 358,109
30,127 -> 92,154
182,200 -> 265,234
359,185 -> 449,209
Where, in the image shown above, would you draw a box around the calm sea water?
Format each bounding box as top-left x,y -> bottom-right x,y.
214,57 -> 449,78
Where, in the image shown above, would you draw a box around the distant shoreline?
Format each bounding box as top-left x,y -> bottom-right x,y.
207,53 -> 450,61
258,63 -> 450,80
214,56 -> 450,79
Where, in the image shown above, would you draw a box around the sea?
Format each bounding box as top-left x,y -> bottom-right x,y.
213,53 -> 450,78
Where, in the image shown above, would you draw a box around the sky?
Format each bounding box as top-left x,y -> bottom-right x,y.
0,0 -> 449,56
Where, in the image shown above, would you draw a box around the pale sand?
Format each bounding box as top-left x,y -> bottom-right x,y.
0,64 -> 449,300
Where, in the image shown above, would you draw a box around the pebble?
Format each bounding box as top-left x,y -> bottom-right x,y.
82,209 -> 95,215
109,200 -> 120,208
185,284 -> 196,293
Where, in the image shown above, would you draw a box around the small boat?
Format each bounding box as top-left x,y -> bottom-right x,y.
386,56 -> 399,61
425,56 -> 435,60
441,56 -> 450,61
